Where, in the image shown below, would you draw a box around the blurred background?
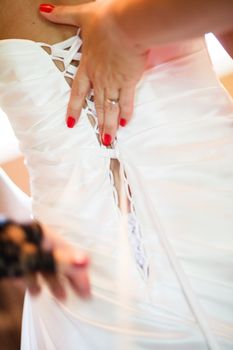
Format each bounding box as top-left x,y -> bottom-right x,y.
0,34 -> 233,349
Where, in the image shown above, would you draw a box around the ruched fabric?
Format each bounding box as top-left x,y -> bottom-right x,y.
0,35 -> 232,350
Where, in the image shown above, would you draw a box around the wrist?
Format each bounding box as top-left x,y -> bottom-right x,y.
108,0 -> 152,53
103,0 -> 149,55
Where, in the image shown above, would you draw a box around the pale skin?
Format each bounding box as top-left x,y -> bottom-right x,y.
0,0 -> 83,43
38,0 -> 233,145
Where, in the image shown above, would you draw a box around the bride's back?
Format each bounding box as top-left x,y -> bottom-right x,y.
0,0 -> 82,44
1,2 -> 233,350
0,0 -> 205,67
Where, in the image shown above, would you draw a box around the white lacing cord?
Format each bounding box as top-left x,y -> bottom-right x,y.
120,164 -> 150,281
127,213 -> 150,281
38,36 -> 100,140
106,149 -> 150,282
38,34 -> 150,283
38,35 -> 82,81
84,112 -> 150,281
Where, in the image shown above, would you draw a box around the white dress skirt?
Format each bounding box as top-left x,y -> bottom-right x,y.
0,34 -> 232,350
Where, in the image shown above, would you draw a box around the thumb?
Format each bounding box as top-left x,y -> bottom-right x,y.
39,3 -> 88,26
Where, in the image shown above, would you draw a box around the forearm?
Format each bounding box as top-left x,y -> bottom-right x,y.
111,0 -> 233,50
0,168 -> 31,221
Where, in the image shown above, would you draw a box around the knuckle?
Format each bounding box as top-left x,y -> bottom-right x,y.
69,87 -> 80,100
72,87 -> 86,99
95,103 -> 104,114
104,126 -> 115,137
93,71 -> 103,82
104,101 -> 119,113
104,117 -> 118,130
68,101 -> 82,115
76,91 -> 86,100
98,123 -> 104,132
68,98 -> 80,110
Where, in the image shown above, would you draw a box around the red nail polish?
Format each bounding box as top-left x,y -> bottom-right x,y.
66,116 -> 76,128
72,258 -> 89,269
39,4 -> 55,13
102,133 -> 112,146
119,118 -> 127,127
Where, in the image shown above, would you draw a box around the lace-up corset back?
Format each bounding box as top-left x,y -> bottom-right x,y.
1,35 -> 233,350
40,34 -> 97,130
0,34 -> 149,281
0,35 -> 120,250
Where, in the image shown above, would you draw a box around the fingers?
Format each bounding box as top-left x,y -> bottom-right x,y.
39,3 -> 88,26
40,225 -> 91,299
39,3 -> 91,129
66,64 -> 91,128
25,273 -> 41,296
93,85 -> 104,137
102,89 -> 120,146
26,256 -> 90,300
66,256 -> 90,298
100,85 -> 135,145
55,248 -> 91,299
67,263 -> 91,299
42,272 -> 66,300
27,259 -> 90,301
119,86 -> 135,127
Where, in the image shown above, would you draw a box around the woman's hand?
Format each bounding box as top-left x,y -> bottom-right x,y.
36,223 -> 91,300
0,219 -> 91,300
39,2 -> 148,145
0,170 -> 90,300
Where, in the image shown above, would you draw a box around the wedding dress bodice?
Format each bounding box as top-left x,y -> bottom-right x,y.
0,34 -> 233,350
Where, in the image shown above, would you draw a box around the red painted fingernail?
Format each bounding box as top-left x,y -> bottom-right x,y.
39,4 -> 55,13
72,257 -> 89,268
102,133 -> 112,146
119,118 -> 127,127
66,116 -> 76,128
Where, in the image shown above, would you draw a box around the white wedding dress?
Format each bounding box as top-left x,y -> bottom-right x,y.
0,33 -> 233,350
